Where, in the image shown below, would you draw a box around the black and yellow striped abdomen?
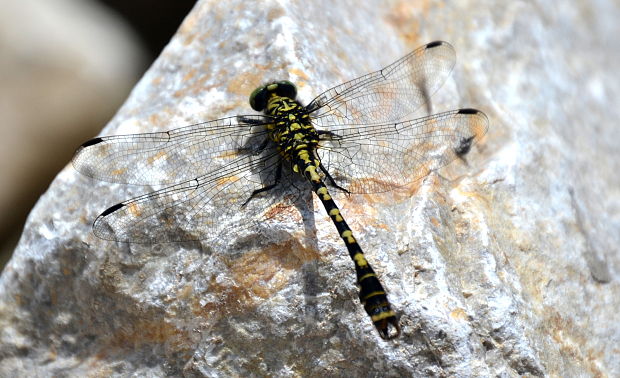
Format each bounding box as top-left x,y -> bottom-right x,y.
257,87 -> 400,339
299,158 -> 400,339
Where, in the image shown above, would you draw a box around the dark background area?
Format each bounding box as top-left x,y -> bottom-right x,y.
0,0 -> 197,269
97,0 -> 197,62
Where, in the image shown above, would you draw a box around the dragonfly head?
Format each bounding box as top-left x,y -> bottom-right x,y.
249,80 -> 297,111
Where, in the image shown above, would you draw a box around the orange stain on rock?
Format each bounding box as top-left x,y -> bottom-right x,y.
231,239 -> 320,299
215,176 -> 239,187
450,307 -> 468,321
289,67 -> 309,81
194,238 -> 321,321
226,71 -> 264,96
183,68 -> 198,82
128,203 -> 142,217
547,312 -> 606,377
216,150 -> 239,159
147,151 -> 167,164
97,319 -> 193,361
385,1 -> 427,46
111,168 -> 127,176
264,203 -> 302,224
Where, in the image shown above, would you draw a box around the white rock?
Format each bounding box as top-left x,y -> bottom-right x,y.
1,0 -> 619,376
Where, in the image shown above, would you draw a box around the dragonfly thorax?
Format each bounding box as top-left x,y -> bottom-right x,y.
266,96 -> 319,161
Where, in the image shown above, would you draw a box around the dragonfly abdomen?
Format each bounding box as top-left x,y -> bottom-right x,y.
294,151 -> 400,339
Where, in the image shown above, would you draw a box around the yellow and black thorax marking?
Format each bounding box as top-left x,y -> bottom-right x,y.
249,81 -> 322,177
265,95 -> 319,160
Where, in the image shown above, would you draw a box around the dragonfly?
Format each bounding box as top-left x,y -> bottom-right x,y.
72,41 -> 489,340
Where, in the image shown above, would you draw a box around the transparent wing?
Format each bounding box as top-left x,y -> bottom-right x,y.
91,149 -> 310,243
72,115 -> 271,185
316,109 -> 489,194
307,41 -> 456,127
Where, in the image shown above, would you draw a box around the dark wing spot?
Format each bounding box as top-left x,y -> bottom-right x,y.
100,202 -> 125,217
457,108 -> 479,115
80,137 -> 104,148
426,41 -> 444,49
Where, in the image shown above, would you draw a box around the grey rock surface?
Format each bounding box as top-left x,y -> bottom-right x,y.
1,0 -> 619,376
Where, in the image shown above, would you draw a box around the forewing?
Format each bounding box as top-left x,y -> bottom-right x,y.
72,115 -> 270,185
316,109 -> 489,194
91,150 -> 297,243
308,41 -> 456,127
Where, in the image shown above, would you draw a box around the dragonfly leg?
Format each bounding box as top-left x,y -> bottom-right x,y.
318,162 -> 350,195
237,115 -> 267,125
241,161 -> 283,207
237,136 -> 273,157
317,129 -> 343,141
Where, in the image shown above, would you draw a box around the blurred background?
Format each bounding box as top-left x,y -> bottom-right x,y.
0,0 -> 196,268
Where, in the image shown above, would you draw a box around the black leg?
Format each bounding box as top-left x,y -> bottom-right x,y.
318,161 -> 350,195
317,130 -> 342,140
238,115 -> 267,125
242,161 -> 283,207
238,136 -> 272,156
254,137 -> 272,155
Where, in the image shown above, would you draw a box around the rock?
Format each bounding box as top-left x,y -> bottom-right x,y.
1,0 -> 619,376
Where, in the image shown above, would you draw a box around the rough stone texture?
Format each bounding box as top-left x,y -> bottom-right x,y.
1,0 -> 619,376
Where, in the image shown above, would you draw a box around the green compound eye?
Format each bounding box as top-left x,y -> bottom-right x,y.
274,80 -> 297,99
249,81 -> 298,111
249,85 -> 269,111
